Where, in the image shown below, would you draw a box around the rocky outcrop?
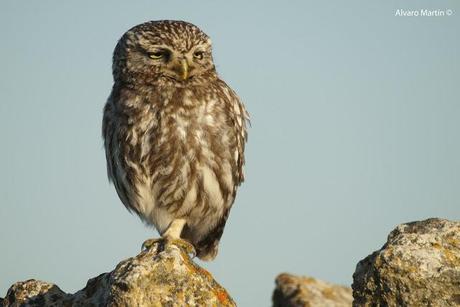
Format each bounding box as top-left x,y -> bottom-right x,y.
4,218 -> 459,306
352,218 -> 460,306
273,273 -> 352,307
2,240 -> 235,306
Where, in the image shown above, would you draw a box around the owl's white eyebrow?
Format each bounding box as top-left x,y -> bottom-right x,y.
146,45 -> 172,51
192,47 -> 206,52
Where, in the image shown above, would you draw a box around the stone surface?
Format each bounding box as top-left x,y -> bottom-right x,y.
273,273 -> 352,307
2,241 -> 235,307
352,218 -> 460,307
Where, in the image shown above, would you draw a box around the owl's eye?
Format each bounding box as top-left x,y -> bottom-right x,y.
148,51 -> 166,60
193,51 -> 204,60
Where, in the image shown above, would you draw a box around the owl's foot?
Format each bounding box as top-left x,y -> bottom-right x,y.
168,238 -> 196,258
142,219 -> 195,257
141,238 -> 163,251
141,237 -> 196,258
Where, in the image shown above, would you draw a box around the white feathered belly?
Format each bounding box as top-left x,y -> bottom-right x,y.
133,162 -> 230,239
126,94 -> 235,239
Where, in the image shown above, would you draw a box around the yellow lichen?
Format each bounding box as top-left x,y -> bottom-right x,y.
443,248 -> 459,266
321,287 -> 336,300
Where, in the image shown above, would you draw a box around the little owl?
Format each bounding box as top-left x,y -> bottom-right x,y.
102,20 -> 249,260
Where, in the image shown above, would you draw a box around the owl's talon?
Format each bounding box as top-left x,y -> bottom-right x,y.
141,238 -> 163,251
141,237 -> 196,258
170,238 -> 196,258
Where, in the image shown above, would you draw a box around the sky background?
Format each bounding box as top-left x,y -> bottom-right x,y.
1,1 -> 459,306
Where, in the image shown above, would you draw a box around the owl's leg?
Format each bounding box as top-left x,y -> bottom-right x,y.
163,219 -> 196,256
162,218 -> 187,238
142,219 -> 196,257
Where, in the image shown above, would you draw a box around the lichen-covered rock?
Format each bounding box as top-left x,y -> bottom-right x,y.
2,241 -> 235,306
352,218 -> 460,307
2,280 -> 68,307
273,273 -> 352,307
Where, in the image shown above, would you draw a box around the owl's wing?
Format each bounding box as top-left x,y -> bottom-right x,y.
220,81 -> 250,186
190,81 -> 249,261
102,97 -> 136,213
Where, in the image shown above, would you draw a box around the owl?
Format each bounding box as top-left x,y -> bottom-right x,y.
102,20 -> 249,261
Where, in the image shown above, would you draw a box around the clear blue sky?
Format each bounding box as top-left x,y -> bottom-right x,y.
1,1 -> 459,306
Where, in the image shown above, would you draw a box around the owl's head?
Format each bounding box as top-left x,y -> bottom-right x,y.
113,20 -> 216,86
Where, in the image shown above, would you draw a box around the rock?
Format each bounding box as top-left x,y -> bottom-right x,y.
2,280 -> 68,307
2,241 -> 235,306
352,218 -> 460,307
273,273 -> 352,307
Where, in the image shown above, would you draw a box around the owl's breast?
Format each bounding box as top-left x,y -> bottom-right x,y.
156,90 -> 231,155
146,90 -> 236,218
106,84 -> 245,237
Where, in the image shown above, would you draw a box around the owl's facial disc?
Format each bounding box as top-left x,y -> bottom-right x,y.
144,44 -> 212,82
112,21 -> 217,85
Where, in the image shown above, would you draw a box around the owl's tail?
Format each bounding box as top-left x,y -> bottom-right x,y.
195,240 -> 220,261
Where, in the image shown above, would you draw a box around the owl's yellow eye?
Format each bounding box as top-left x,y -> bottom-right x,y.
148,51 -> 165,59
193,51 -> 204,60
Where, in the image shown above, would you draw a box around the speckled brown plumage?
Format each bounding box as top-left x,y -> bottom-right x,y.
102,20 -> 248,260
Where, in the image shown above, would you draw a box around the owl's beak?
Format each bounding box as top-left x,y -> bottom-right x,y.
180,58 -> 189,80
